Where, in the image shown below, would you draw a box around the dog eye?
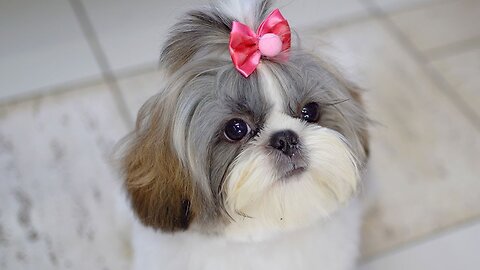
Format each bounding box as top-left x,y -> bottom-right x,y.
224,118 -> 251,141
301,102 -> 320,123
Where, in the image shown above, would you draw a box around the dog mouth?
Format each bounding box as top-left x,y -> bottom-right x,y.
282,165 -> 307,179
270,148 -> 309,180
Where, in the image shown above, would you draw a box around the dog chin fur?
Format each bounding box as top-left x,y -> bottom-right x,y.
119,0 -> 370,269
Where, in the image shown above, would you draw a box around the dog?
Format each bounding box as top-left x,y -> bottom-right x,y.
119,0 -> 369,269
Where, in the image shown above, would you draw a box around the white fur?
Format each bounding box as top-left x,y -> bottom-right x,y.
257,65 -> 284,110
131,200 -> 361,270
224,117 -> 358,241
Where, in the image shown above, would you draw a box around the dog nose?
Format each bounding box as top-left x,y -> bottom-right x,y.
270,130 -> 299,157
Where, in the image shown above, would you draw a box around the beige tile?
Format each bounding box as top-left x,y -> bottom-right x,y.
116,69 -> 165,120
81,0 -> 205,72
307,20 -> 480,257
373,0 -> 448,11
390,0 -> 480,53
361,220 -> 480,270
429,48 -> 480,117
0,85 -> 131,269
278,0 -> 368,29
0,0 -> 101,101
391,0 -> 480,51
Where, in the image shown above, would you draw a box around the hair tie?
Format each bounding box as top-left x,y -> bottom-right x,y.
229,9 -> 291,77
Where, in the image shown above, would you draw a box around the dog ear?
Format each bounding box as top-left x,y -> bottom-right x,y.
121,96 -> 196,232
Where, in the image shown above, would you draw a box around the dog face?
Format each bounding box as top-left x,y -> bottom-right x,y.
121,0 -> 368,239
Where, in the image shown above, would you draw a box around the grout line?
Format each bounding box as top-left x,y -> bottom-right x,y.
360,215 -> 480,264
359,0 -> 480,132
0,75 -> 104,107
424,36 -> 480,61
68,0 -> 134,129
0,62 -> 159,109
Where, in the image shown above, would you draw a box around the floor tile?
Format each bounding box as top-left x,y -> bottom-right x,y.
79,0 -> 205,73
429,48 -> 480,117
80,0 -> 367,73
116,69 -> 165,120
0,0 -> 101,102
360,220 -> 480,270
372,0 -> 447,12
305,20 -> 480,257
278,0 -> 368,29
0,85 -> 130,269
389,0 -> 480,53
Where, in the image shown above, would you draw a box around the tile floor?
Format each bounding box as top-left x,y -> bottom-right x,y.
1,0 -> 479,269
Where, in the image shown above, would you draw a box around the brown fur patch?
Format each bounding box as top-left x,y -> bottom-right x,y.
122,97 -> 197,232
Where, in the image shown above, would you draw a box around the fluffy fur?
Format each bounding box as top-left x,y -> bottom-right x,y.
119,0 -> 369,269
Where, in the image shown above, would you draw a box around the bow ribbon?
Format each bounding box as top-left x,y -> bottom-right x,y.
229,9 -> 291,77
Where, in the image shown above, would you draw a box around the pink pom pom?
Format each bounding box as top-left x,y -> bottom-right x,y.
258,33 -> 282,57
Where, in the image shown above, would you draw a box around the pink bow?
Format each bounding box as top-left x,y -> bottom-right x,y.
229,9 -> 291,77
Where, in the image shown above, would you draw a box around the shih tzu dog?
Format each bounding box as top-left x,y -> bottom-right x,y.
119,0 -> 369,269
